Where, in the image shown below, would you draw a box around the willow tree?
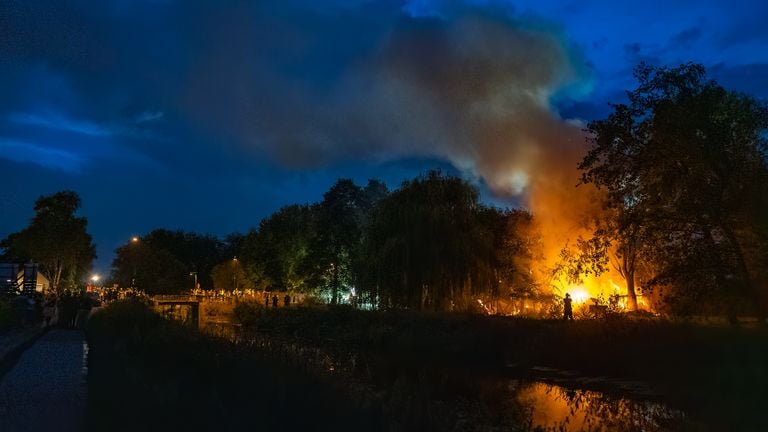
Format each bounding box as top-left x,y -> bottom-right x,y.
580,62 -> 768,317
358,171 -> 518,311
1,191 -> 96,293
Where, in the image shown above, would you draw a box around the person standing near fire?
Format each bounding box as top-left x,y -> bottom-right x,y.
563,293 -> 574,321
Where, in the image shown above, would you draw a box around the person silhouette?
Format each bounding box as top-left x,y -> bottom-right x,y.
563,293 -> 574,321
272,295 -> 278,308
283,294 -> 291,307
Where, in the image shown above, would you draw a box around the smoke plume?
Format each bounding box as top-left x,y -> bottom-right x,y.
184,2 -> 603,275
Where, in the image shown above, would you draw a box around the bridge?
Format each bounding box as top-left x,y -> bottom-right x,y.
151,295 -> 200,327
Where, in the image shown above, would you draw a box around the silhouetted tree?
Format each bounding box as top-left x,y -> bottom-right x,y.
1,191 -> 96,292
580,62 -> 768,317
240,205 -> 315,291
111,240 -> 187,294
491,209 -> 544,299
138,229 -> 226,290
304,179 -> 386,304
211,258 -> 251,291
357,172 -> 525,311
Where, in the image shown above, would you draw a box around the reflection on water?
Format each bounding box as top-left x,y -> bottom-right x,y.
199,321 -> 692,431
202,321 -> 240,340
514,381 -> 686,432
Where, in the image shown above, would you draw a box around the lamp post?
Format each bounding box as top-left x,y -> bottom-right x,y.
89,274 -> 100,293
130,236 -> 139,289
232,257 -> 238,291
190,271 -> 198,292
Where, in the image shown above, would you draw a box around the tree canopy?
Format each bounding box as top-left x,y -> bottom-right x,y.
239,204 -> 315,292
110,229 -> 229,294
1,191 -> 96,292
580,62 -> 768,317
356,172 -> 540,311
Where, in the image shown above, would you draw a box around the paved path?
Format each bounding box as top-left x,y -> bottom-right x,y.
0,330 -> 87,432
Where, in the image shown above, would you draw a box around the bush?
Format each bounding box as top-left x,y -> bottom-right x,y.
0,297 -> 17,331
86,300 -> 383,431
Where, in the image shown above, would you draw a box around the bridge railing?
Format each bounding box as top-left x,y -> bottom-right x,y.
152,294 -> 199,303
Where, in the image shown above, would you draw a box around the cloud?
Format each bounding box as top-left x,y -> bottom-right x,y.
9,112 -> 114,136
173,3 -> 593,199
0,138 -> 85,173
7,111 -> 166,143
1,0 -> 594,195
669,26 -> 702,49
134,111 -> 164,123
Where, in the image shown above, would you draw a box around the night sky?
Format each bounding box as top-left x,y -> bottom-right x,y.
2,0 -> 767,273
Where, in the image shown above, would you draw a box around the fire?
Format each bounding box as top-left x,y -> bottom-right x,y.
570,288 -> 589,304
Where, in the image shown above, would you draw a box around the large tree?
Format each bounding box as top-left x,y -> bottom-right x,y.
211,258 -> 251,292
304,179 -> 388,304
489,209 -> 544,300
357,172 -> 526,311
1,191 -> 96,292
111,240 -> 188,294
580,62 -> 768,317
240,204 -> 315,292
110,229 -> 226,293
140,229 -> 226,290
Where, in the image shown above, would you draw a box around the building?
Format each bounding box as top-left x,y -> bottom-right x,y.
0,263 -> 50,295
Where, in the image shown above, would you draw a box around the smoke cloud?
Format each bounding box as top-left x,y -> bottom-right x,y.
180,1 -> 603,270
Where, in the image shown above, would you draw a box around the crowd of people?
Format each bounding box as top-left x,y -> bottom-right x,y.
9,290 -> 99,330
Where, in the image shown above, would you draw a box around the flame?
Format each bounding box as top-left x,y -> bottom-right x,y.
570,288 -> 589,304
611,280 -> 622,293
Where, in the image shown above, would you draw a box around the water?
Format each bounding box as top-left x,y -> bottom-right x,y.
200,323 -> 692,431
512,381 -> 688,432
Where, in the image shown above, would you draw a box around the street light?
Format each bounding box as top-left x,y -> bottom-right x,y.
130,236 -> 139,288
232,257 -> 239,291
190,271 -> 198,291
91,274 -> 100,282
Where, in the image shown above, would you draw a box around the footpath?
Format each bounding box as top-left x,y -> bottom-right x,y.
0,329 -> 87,432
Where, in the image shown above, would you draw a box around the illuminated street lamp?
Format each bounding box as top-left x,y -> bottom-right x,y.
232,257 -> 238,291
130,236 -> 139,288
88,274 -> 100,293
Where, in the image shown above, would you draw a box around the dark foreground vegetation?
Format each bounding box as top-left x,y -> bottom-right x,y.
86,301 -> 384,432
88,300 -> 768,431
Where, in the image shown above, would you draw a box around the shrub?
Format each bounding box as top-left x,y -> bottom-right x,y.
0,297 -> 16,331
86,300 -> 382,431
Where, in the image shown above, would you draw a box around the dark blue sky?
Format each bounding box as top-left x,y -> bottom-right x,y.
2,0 -> 767,273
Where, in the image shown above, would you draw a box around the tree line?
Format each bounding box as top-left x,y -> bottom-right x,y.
100,174 -> 542,313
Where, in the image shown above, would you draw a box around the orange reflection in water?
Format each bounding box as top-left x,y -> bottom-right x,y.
514,382 -> 685,432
